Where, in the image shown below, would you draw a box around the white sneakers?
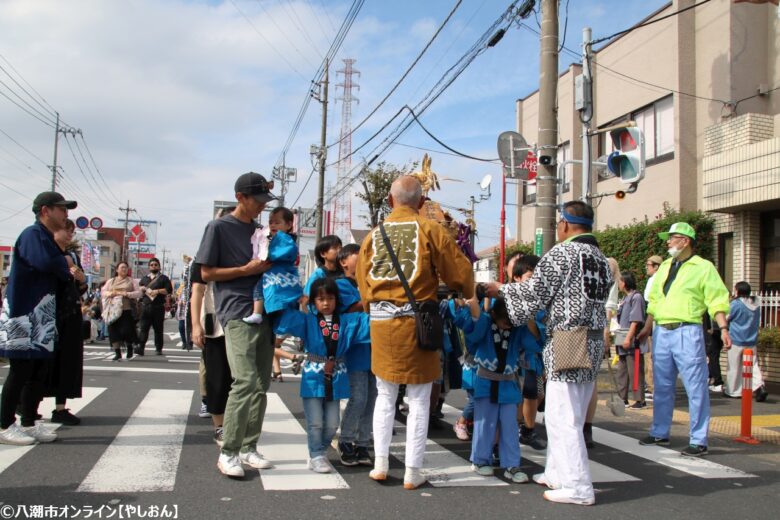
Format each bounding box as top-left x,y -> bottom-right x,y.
21,422 -> 57,443
369,455 -> 389,481
403,467 -> 427,490
308,455 -> 333,473
239,450 -> 274,469
217,453 -> 245,478
0,423 -> 37,446
532,472 -> 560,489
543,489 -> 595,506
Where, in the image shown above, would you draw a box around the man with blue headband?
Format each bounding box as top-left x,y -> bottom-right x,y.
485,200 -> 611,505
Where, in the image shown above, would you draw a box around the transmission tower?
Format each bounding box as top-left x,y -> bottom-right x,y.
332,58 -> 360,242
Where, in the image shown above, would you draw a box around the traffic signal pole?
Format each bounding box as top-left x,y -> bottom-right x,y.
581,27 -> 593,203
535,0 -> 559,254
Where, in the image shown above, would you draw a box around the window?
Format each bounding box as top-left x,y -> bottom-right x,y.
631,95 -> 674,162
597,95 -> 675,181
558,142 -> 571,193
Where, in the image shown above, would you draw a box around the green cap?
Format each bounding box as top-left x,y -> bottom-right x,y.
658,222 -> 696,241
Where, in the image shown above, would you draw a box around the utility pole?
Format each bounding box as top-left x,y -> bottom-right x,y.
160,247 -> 169,272
535,0 -> 559,254
580,27 -> 593,203
315,59 -> 329,243
119,200 -> 135,262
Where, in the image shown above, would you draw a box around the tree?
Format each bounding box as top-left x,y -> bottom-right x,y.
355,160 -> 418,227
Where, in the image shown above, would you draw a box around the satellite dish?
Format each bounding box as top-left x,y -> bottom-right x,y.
479,174 -> 492,191
497,131 -> 530,180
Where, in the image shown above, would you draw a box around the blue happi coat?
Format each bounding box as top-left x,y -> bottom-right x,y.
448,300 -> 477,391
456,310 -> 522,404
263,231 -> 303,314
275,309 -> 370,399
516,309 -> 546,376
303,267 -> 361,313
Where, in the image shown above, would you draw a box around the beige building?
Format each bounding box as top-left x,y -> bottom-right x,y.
513,0 -> 780,290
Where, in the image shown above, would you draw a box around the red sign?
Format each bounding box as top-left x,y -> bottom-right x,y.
520,152 -> 538,182
129,224 -> 146,243
138,253 -> 155,260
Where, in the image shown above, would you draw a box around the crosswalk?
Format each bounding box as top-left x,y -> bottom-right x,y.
0,386 -> 758,494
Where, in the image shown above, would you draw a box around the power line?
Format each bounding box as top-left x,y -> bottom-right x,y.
290,166 -> 318,208
71,134 -> 121,206
406,106 -> 498,162
0,53 -> 59,116
327,0 -> 463,151
276,0 -> 325,60
590,0 -> 712,46
273,0 -> 365,168
0,203 -> 31,223
0,127 -> 49,167
251,0 -> 319,69
0,86 -> 56,128
0,76 -> 58,125
78,134 -> 123,206
229,0 -> 309,82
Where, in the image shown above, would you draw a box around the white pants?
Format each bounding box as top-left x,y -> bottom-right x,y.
725,345 -> 765,397
373,377 -> 432,469
543,380 -> 595,502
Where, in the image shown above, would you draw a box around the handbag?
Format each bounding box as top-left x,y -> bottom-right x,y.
378,223 -> 443,351
102,280 -> 124,326
550,327 -> 592,371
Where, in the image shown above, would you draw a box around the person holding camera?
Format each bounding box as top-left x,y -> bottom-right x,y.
356,175 -> 474,490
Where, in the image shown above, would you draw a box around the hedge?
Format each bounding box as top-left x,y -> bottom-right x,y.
496,203 -> 716,295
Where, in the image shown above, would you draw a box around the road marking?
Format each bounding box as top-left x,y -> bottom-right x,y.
83,366 -> 199,374
592,426 -> 757,479
168,359 -> 201,364
78,389 -> 192,492
390,423 -> 508,487
0,387 -> 106,476
521,444 -> 639,483
260,393 -> 349,490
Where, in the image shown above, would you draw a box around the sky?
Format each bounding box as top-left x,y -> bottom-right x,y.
0,0 -> 670,276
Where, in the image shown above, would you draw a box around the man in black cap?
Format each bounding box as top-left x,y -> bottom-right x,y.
195,172 -> 278,478
0,192 -> 78,445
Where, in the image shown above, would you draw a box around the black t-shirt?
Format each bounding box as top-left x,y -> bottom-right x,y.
195,214 -> 259,326
139,273 -> 173,306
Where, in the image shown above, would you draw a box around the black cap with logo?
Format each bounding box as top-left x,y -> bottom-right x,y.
32,191 -> 78,213
234,172 -> 277,204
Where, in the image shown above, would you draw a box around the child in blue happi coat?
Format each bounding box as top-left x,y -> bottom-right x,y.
449,299 -> 477,441
243,207 -> 305,380
512,255 -> 547,450
243,207 -> 302,324
335,244 -> 377,467
454,293 -> 528,483
275,277 -> 370,474
303,235 -> 362,314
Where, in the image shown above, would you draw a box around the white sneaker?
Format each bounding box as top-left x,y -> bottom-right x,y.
308,455 -> 333,473
532,472 -> 560,489
217,453 -> 245,478
0,423 -> 36,446
21,422 -> 57,443
198,403 -> 211,418
403,466 -> 427,490
708,384 -> 723,393
242,313 -> 264,325
239,450 -> 274,469
543,488 -> 595,506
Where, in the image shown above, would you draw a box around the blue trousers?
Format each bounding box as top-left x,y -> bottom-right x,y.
339,370 -> 377,447
650,324 -> 710,446
462,390 -> 475,422
471,398 -> 520,468
302,397 -> 340,458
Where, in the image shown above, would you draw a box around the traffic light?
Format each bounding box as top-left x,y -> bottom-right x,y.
607,127 -> 645,183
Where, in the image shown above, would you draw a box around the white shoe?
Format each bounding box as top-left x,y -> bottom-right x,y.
543,489 -> 595,506
242,313 -> 264,325
308,455 -> 333,473
198,403 -> 211,418
403,467 -> 427,490
532,472 -> 560,489
369,455 -> 389,481
21,422 -> 57,443
708,384 -> 723,393
239,450 -> 274,469
0,423 -> 37,446
217,453 -> 245,478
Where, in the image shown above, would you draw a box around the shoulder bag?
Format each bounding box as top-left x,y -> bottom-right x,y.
378,223 -> 443,351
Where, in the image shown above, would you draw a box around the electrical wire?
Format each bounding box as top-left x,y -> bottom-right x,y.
277,0 -> 325,60
0,87 -> 56,128
229,0 -> 309,82
0,53 -> 60,119
590,0 -> 711,46
78,134 -> 123,206
71,134 -> 121,206
0,204 -> 31,223
252,0 -> 319,68
0,77 -> 58,126
326,0 -> 463,151
405,106 -> 499,162
0,127 -> 49,167
558,0 -> 570,52
289,166 -> 318,208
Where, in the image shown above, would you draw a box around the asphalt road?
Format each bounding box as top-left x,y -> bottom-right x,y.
1,320 -> 778,520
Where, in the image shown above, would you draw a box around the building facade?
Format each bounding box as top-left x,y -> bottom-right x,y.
513,0 -> 780,290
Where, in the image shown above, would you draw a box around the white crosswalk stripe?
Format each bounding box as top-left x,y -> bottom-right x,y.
0,385 -> 758,492
0,387 -> 106,476
78,389 -> 192,492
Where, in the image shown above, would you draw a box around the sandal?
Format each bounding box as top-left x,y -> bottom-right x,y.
291,355 -> 305,375
271,371 -> 284,382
